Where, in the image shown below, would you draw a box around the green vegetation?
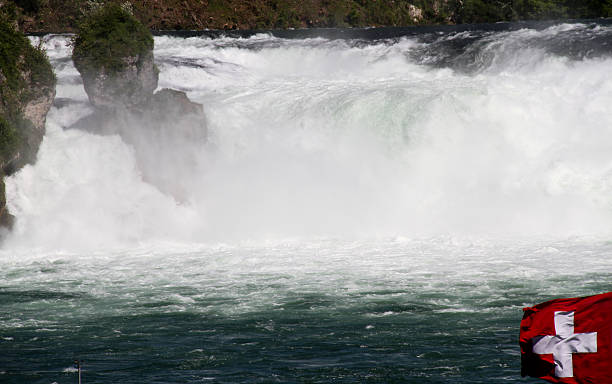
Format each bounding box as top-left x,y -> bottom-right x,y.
0,15 -> 55,162
456,0 -> 612,23
0,19 -> 29,97
0,115 -> 19,165
0,17 -> 55,118
15,0 -> 41,15
173,0 -> 452,29
0,13 -> 56,226
73,4 -> 153,74
5,0 -> 612,32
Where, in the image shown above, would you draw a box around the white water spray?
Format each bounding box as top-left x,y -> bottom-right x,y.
6,25 -> 612,250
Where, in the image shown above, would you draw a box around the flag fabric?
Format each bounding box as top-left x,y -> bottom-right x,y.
520,292 -> 612,384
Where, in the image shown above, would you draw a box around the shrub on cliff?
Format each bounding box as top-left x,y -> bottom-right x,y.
73,4 -> 153,75
456,0 -> 612,23
0,17 -> 55,120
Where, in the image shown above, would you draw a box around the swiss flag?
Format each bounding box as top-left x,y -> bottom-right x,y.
520,292 -> 612,383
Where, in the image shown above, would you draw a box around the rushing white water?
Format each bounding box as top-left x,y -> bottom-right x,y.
3,25 -> 612,383
6,24 -> 612,250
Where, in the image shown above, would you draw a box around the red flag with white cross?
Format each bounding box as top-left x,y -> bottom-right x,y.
519,292 -> 612,383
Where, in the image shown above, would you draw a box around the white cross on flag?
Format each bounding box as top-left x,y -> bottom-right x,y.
520,292 -> 612,383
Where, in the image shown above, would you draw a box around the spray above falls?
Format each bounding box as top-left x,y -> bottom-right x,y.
5,22 -> 612,249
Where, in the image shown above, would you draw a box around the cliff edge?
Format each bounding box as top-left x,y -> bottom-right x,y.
0,13 -> 55,227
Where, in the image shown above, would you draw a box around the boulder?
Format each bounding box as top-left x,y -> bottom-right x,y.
72,4 -> 157,111
150,88 -> 203,116
23,87 -> 56,134
69,87 -> 207,199
119,89 -> 207,199
75,50 -> 158,111
70,88 -> 207,141
70,5 -> 207,199
146,88 -> 207,141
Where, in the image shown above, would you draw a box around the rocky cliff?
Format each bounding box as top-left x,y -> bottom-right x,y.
0,14 -> 55,226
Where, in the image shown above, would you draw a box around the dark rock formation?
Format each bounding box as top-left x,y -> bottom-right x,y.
147,89 -> 207,141
70,4 -> 207,199
0,16 -> 56,226
76,51 -> 158,111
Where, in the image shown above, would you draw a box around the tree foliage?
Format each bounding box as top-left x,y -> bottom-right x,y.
0,17 -> 55,119
5,0 -> 612,32
456,0 -> 612,23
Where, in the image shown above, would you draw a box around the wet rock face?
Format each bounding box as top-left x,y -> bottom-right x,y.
121,89 -> 208,199
23,87 -> 55,135
20,84 -> 55,166
69,88 -> 208,199
71,5 -> 207,200
150,88 -> 202,116
147,88 -> 207,141
75,50 -> 158,111
0,17 -> 56,228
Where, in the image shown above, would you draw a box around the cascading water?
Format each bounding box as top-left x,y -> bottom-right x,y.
2,22 -> 612,383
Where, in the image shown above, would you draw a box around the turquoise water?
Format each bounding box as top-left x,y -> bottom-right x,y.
2,240 -> 612,383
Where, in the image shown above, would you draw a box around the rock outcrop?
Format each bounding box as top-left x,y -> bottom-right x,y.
75,51 -> 158,111
71,4 -> 207,199
0,16 -> 56,226
72,5 -> 158,111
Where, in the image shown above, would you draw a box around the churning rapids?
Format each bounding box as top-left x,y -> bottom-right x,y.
2,21 -> 612,383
